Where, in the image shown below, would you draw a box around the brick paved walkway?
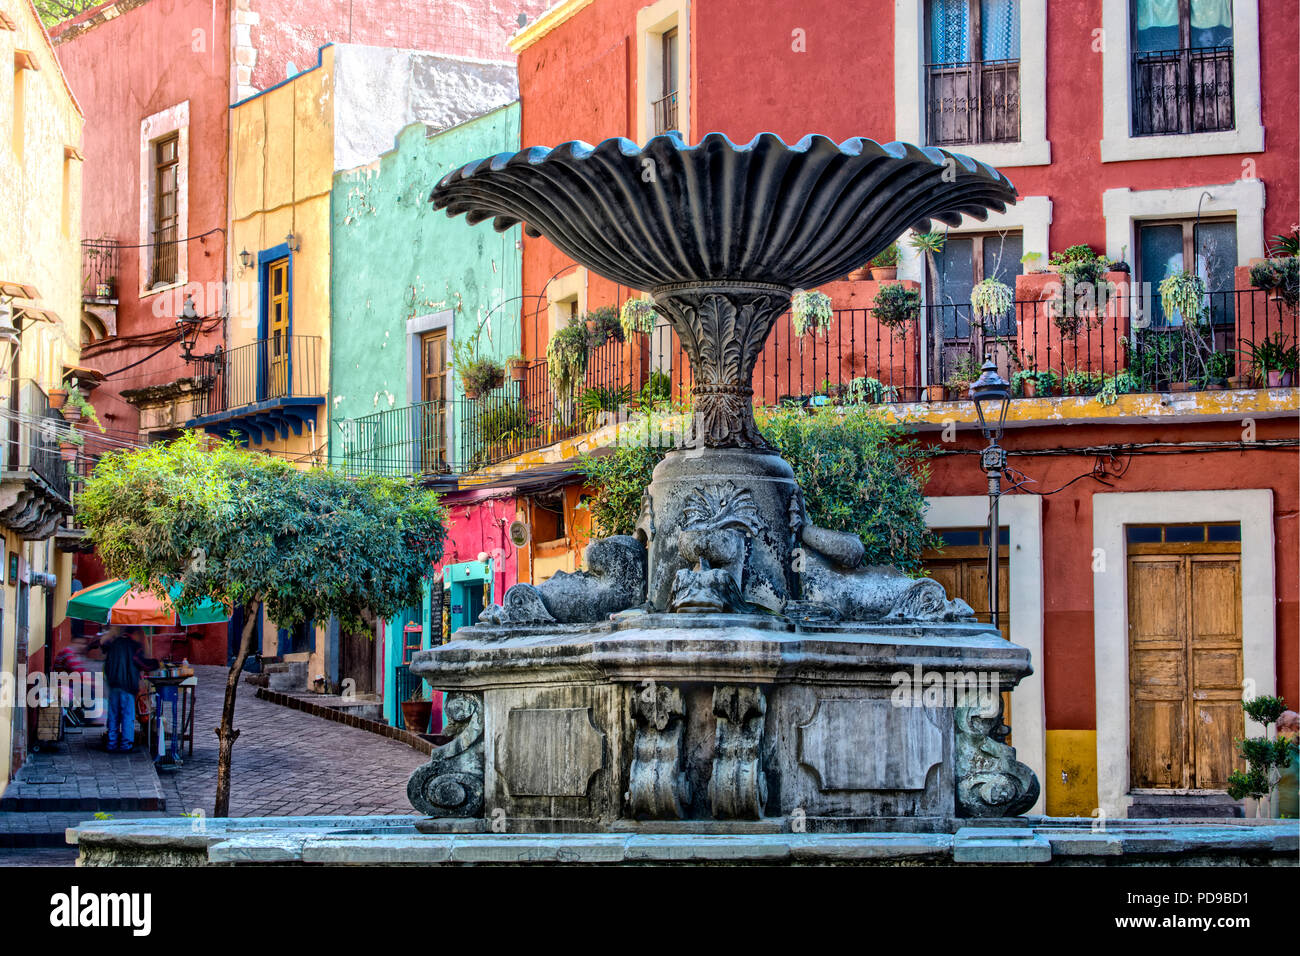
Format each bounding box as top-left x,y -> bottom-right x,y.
0,664 -> 427,860
158,666 -> 426,817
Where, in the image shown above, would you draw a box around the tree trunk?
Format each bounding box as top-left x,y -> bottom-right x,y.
213,600 -> 259,817
925,251 -> 945,386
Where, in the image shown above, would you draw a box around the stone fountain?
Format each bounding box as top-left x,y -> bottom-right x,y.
408,132 -> 1040,833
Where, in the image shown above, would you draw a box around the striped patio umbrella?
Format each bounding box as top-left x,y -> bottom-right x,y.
66,579 -> 230,627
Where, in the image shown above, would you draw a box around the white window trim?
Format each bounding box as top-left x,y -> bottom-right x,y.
1092,489 -> 1276,818
1100,0 -> 1263,162
406,309 -> 456,456
546,267 -> 587,343
925,494 -> 1045,815
635,0 -> 690,145
894,0 -> 1050,167
1102,179 -> 1265,267
138,101 -> 190,297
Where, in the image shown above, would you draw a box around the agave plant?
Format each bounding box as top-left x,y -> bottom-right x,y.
791,289 -> 833,339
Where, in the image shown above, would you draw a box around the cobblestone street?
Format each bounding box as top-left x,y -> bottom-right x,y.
0,665 -> 426,865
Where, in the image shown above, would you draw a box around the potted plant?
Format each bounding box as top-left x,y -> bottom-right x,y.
1063,368 -> 1104,396
48,387 -> 68,410
619,297 -> 657,338
868,243 -> 901,281
1205,351 -> 1231,390
969,277 -> 1013,326
1019,251 -> 1046,274
547,317 -> 590,410
583,305 -> 622,346
456,355 -> 505,400
58,433 -> 83,462
943,354 -> 982,401
844,376 -> 889,405
401,688 -> 433,735
505,354 -> 529,383
1107,244 -> 1131,274
1097,370 -> 1139,406
791,289 -> 833,339
871,282 -> 920,338
1158,269 -> 1206,326
1011,369 -> 1038,398
1251,333 -> 1298,387
63,384 -> 105,432
1049,244 -> 1110,336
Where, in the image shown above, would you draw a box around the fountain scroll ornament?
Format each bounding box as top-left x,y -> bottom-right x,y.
409,132 -> 1040,828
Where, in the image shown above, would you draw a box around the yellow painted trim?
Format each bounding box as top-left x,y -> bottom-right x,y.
508,0 -> 596,54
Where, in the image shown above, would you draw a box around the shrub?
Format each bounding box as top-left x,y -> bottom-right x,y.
872,283 -> 921,337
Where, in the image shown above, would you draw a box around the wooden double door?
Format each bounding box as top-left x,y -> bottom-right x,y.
1128,549 -> 1243,791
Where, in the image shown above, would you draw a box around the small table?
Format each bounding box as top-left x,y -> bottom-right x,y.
146,672 -> 195,769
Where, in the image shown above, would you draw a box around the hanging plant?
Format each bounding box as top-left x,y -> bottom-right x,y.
582,305 -> 622,347
969,277 -> 1013,325
547,317 -> 589,396
1048,244 -> 1110,334
63,380 -> 105,432
790,289 -> 833,339
1158,269 -> 1206,326
619,297 -> 657,338
871,283 -> 921,338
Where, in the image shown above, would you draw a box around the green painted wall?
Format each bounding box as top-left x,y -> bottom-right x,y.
328,103 -> 522,467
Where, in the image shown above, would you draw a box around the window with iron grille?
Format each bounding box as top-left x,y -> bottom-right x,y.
1130,0 -> 1234,136
652,27 -> 679,135
925,0 -> 1021,147
151,133 -> 180,287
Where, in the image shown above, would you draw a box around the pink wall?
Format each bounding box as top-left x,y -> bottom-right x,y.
247,0 -> 555,89
433,494 -> 520,596
54,0 -> 230,440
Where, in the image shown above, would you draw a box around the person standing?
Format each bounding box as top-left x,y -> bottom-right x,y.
99,627 -> 156,753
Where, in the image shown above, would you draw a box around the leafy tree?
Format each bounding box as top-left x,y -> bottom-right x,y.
32,0 -> 99,26
78,433 -> 447,815
579,406 -> 938,571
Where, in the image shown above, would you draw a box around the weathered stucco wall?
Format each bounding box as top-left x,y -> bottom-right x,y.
0,0 -> 85,793
244,0 -> 554,92
329,104 -> 522,433
331,45 -> 516,173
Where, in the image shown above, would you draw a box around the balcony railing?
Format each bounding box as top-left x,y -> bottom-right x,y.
926,59 -> 1020,146
341,400 -> 450,478
5,382 -> 71,504
1132,46 -> 1233,136
348,288 -> 1294,478
81,239 -> 120,300
652,90 -> 679,135
193,335 -> 323,416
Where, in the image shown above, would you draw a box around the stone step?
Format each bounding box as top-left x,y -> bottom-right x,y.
1129,791 -> 1244,819
265,660 -> 309,692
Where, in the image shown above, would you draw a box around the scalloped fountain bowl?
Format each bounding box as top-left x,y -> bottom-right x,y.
405,133 -> 1040,834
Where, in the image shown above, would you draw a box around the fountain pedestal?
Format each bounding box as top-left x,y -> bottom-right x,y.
409,611 -> 1037,832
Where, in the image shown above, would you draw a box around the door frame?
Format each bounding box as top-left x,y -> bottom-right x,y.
1093,490 -> 1276,817
926,494 -> 1045,814
257,244 -> 293,400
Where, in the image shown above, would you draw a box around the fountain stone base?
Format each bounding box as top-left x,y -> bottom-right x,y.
407,612 -> 1038,833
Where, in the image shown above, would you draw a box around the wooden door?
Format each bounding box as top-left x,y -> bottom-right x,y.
266,259 -> 290,398
924,532 -> 1012,737
1128,550 -> 1242,790
420,330 -> 447,473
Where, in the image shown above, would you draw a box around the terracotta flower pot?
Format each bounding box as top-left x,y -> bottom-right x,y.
48,388 -> 68,410
925,384 -> 945,402
61,404 -> 82,423
1267,370 -> 1295,387
846,266 -> 870,282
401,700 -> 433,734
1226,375 -> 1251,390
870,267 -> 898,281
1020,379 -> 1038,398
508,360 -> 528,383
1169,381 -> 1193,393
59,442 -> 78,462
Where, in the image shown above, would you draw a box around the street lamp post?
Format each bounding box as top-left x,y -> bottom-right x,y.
969,355 -> 1011,632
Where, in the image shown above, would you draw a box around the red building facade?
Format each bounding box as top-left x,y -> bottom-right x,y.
500,0 -> 1299,817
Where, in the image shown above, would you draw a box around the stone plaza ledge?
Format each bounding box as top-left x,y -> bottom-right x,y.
67,815 -> 1299,866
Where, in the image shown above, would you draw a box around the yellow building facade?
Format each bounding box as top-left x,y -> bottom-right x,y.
0,0 -> 84,789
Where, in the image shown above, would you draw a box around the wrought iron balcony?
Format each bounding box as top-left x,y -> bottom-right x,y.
340,400 -> 450,479
652,90 -> 678,135
926,58 -> 1021,146
81,239 -> 120,301
1132,46 -> 1234,136
187,335 -> 324,445
1,381 -> 72,538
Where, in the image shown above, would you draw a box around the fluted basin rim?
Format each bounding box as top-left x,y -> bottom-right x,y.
430,130 -> 1018,291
